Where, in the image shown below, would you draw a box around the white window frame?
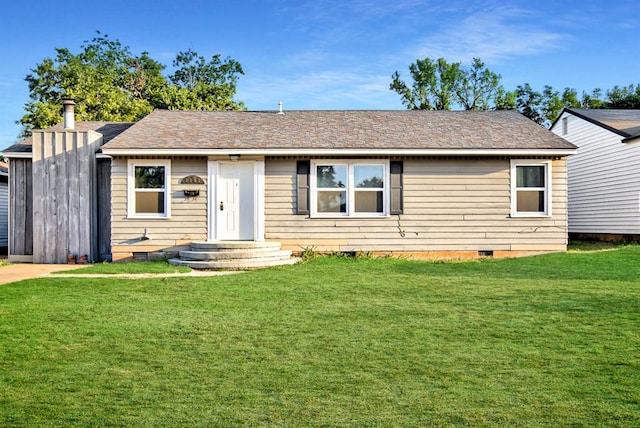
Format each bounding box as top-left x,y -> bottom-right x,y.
310,159 -> 389,218
510,159 -> 552,218
127,159 -> 171,218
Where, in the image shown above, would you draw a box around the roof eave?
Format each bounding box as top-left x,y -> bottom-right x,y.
101,148 -> 577,157
3,151 -> 32,159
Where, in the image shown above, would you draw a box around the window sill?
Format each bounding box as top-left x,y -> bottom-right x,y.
510,213 -> 551,218
126,215 -> 171,220
310,214 -> 390,219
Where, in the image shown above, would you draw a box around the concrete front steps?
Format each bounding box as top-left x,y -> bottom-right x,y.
168,241 -> 298,270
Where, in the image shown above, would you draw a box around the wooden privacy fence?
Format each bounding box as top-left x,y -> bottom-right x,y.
30,130 -> 103,263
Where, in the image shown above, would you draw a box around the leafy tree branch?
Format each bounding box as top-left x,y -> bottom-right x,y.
18,31 -> 245,138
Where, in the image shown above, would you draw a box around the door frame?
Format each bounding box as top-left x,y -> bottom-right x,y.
207,159 -> 265,241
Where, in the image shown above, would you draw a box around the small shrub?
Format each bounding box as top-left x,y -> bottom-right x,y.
300,246 -> 319,262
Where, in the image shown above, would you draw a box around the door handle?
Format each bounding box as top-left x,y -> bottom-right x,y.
219,201 -> 224,211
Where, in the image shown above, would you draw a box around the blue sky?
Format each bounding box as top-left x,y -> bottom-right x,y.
1,0 -> 639,146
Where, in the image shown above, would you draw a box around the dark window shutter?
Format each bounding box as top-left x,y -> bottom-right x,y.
390,161 -> 403,215
296,160 -> 310,215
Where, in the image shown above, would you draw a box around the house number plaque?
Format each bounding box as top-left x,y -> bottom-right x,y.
179,175 -> 205,185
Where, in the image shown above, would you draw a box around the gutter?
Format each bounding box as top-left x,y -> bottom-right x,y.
101,148 -> 578,157
2,152 -> 32,159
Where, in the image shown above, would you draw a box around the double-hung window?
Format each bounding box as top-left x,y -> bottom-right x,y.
128,159 -> 171,218
510,159 -> 551,217
311,160 -> 388,217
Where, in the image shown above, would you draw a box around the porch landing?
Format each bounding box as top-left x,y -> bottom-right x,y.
168,241 -> 298,270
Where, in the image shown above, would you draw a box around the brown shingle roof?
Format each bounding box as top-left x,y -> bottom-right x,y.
102,109 -> 576,152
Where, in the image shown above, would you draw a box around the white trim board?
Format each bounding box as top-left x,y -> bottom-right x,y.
103,148 -> 577,157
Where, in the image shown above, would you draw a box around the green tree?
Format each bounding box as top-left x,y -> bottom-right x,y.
561,88 -> 582,108
606,84 -> 640,108
154,49 -> 245,111
540,86 -> 565,127
390,57 -> 462,110
581,88 -> 606,109
453,58 -> 502,110
18,32 -> 244,138
494,87 -> 517,110
514,84 -> 580,127
20,33 -> 159,137
514,83 -> 543,124
391,57 -> 503,111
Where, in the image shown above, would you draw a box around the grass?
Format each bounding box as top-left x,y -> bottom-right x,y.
1,248 -> 639,426
568,239 -> 634,252
54,260 -> 192,275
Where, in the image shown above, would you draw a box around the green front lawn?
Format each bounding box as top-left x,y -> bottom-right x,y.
1,248 -> 639,426
54,260 -> 192,275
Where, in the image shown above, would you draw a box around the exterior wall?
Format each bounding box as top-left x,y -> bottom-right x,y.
0,177 -> 8,248
265,157 -> 568,256
110,155 -> 568,260
551,112 -> 640,235
8,159 -> 33,261
96,159 -> 112,261
111,157 -> 208,261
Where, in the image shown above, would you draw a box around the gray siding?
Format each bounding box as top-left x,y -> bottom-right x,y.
551,112 -> 640,234
0,178 -> 7,247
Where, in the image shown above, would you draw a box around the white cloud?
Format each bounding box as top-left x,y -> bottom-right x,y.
409,6 -> 569,64
277,0 -> 459,48
237,69 -> 402,111
617,19 -> 638,30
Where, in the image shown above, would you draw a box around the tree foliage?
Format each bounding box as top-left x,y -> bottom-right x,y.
391,57 -> 640,129
454,58 -> 501,110
390,57 -> 502,111
151,49 -> 245,112
504,83 -> 640,127
606,84 -> 640,109
18,32 -> 244,138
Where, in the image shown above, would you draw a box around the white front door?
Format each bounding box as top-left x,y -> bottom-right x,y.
217,162 -> 254,240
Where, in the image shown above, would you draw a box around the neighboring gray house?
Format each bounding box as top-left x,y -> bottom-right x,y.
0,161 -> 7,253
4,104 -> 576,266
551,108 -> 640,240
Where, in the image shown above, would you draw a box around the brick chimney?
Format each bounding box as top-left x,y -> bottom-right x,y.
62,98 -> 75,130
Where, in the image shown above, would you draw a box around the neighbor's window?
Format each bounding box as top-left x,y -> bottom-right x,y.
311,160 -> 388,217
128,160 -> 171,218
511,160 -> 551,217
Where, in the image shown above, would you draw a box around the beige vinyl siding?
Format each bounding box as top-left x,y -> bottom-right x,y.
111,157 -> 208,257
551,112 -> 640,234
265,158 -> 567,252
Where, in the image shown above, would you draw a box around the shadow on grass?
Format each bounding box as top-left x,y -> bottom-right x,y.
297,244 -> 640,283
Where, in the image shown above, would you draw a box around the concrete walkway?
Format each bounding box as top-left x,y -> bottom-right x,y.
0,263 -> 239,285
0,263 -> 90,285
